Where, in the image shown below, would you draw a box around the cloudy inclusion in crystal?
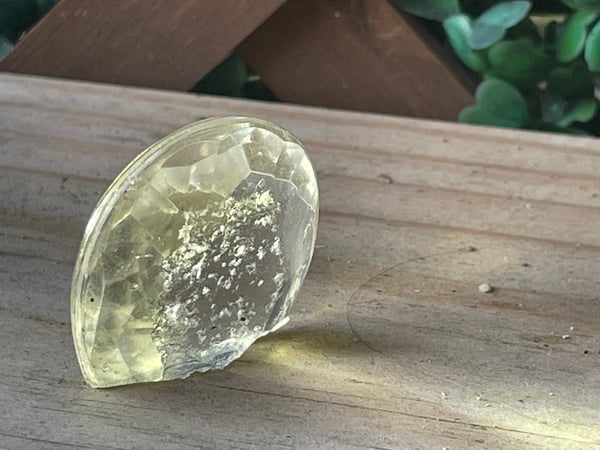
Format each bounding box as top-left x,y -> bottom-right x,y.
71,117 -> 318,388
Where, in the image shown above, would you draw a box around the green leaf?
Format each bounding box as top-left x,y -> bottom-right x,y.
469,1 -> 532,49
34,0 -> 56,15
459,78 -> 529,128
475,1 -> 532,27
0,36 -> 13,60
556,10 -> 598,62
561,0 -> 600,10
443,14 -> 488,72
460,106 -> 505,125
487,39 -> 552,87
389,0 -> 460,21
469,23 -> 507,49
0,0 -> 38,42
539,93 -> 568,122
555,98 -> 598,126
547,66 -> 595,98
585,20 -> 600,70
192,54 -> 248,97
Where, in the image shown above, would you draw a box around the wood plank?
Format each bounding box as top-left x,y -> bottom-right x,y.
1,73 -> 600,449
0,0 -> 285,89
238,0 -> 475,120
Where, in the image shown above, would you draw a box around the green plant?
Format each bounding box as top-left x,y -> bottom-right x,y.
191,53 -> 278,101
0,0 -> 56,58
391,0 -> 600,135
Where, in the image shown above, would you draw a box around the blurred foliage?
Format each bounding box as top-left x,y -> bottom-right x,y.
460,78 -> 529,126
392,0 -> 600,135
191,53 -> 278,102
0,0 -> 56,58
0,0 -> 55,41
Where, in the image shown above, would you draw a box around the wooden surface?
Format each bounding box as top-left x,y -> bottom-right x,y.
239,0 -> 474,120
1,72 -> 600,449
0,0 -> 285,89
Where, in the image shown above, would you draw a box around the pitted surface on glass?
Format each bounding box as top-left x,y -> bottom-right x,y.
71,117 -> 318,388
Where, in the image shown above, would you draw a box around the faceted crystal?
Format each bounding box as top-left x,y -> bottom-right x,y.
71,117 -> 318,388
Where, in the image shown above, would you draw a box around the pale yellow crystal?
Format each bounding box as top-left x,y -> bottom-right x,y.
71,117 -> 318,388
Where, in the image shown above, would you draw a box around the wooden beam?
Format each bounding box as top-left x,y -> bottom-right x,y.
0,0 -> 286,90
239,0 -> 474,120
2,73 -> 600,448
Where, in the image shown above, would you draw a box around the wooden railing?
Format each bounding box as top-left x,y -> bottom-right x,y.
0,0 -> 474,120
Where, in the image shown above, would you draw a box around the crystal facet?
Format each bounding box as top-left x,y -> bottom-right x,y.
71,117 -> 318,388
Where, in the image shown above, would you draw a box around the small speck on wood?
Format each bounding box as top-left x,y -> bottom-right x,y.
478,283 -> 493,294
378,174 -> 394,184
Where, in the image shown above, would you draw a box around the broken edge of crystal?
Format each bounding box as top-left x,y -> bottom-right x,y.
71,116 -> 319,388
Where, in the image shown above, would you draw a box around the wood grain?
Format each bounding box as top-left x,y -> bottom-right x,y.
239,0 -> 474,120
1,72 -> 600,449
0,0 -> 285,90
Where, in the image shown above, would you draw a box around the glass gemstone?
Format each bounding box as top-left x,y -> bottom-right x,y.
71,117 -> 318,388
